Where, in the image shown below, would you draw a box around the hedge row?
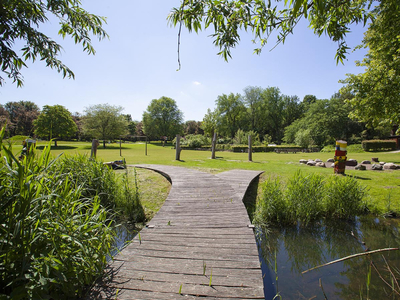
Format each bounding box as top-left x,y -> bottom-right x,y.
362,140 -> 397,152
231,145 -> 304,153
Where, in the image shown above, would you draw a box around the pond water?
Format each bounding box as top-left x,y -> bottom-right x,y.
111,218 -> 400,299
257,217 -> 400,300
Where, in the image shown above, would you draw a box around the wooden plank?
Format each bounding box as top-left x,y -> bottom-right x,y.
89,165 -> 265,299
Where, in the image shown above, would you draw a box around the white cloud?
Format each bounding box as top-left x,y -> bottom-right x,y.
192,81 -> 201,86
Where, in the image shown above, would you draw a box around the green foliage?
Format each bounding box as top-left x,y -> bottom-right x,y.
0,128 -> 116,299
4,101 -> 39,136
0,0 -> 108,86
142,97 -> 184,140
169,0 -> 372,65
362,140 -> 397,152
82,104 -> 129,148
253,178 -> 286,225
324,176 -> 367,219
342,0 -> 400,126
233,129 -> 261,145
215,93 -> 247,138
180,134 -> 211,148
254,172 -> 368,225
34,105 -> 77,143
294,129 -> 314,148
286,171 -> 325,224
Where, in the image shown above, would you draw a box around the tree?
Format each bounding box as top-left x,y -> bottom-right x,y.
184,120 -> 203,135
243,86 -> 265,133
0,0 -> 108,87
169,0 -> 373,65
341,0 -> 400,127
215,93 -> 247,138
34,105 -> 77,146
4,101 -> 40,136
0,105 -> 11,136
201,108 -> 218,137
82,104 -> 128,148
142,97 -> 184,140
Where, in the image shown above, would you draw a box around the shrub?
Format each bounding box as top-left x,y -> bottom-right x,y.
233,129 -> 261,146
253,172 -> 368,225
324,175 -> 367,219
0,128 -> 116,299
179,134 -> 211,148
254,178 -> 286,225
286,171 -> 325,224
362,140 -> 397,152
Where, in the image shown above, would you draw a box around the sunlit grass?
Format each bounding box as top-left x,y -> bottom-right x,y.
16,140 -> 400,216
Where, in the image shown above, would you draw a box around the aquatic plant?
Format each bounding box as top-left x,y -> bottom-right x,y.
0,128 -> 116,299
324,175 -> 367,219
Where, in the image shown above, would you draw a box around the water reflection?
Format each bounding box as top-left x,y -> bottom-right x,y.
257,217 -> 400,299
109,223 -> 138,259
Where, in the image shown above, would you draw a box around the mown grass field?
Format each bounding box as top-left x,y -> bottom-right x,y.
12,140 -> 400,217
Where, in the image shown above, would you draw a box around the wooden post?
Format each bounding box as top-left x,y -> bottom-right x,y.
175,135 -> 181,160
211,132 -> 217,159
145,137 -> 148,156
248,135 -> 252,162
91,139 -> 99,158
120,136 -> 122,156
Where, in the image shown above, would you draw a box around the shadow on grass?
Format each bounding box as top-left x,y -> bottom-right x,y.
346,174 -> 372,181
36,145 -> 78,150
81,145 -> 132,150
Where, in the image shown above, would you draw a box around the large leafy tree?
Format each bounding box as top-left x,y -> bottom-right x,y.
341,0 -> 400,127
34,105 -> 77,146
169,0 -> 373,65
4,101 -> 40,136
0,0 -> 108,86
215,93 -> 247,138
82,104 -> 128,148
142,97 -> 184,140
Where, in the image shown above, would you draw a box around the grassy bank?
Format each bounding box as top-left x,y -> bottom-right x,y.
11,140 -> 400,216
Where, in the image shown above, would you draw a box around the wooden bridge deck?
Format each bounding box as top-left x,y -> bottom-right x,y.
90,165 -> 264,299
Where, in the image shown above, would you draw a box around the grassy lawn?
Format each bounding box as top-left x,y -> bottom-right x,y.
12,140 -> 400,217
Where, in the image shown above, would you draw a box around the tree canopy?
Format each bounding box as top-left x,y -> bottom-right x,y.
4,101 -> 39,136
169,0 -> 374,65
34,105 -> 77,146
82,104 -> 128,148
142,97 -> 184,140
0,0 -> 108,87
341,0 -> 400,127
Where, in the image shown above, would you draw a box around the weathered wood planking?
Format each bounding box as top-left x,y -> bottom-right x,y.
89,165 -> 264,299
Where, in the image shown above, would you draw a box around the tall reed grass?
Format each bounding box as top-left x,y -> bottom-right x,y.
0,127 -> 143,299
254,171 -> 368,225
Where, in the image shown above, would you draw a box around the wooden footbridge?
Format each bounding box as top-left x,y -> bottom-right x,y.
89,165 -> 265,299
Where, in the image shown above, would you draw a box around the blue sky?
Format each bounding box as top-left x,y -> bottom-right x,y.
0,1 -> 368,122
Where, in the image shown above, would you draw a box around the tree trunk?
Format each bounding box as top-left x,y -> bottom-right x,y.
103,140 -> 106,148
54,139 -> 58,147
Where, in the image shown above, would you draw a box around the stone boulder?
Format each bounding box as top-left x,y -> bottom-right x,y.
361,160 -> 371,164
371,164 -> 383,170
307,160 -> 316,166
315,158 -> 322,162
383,163 -> 397,170
346,159 -> 358,166
316,162 -> 326,168
355,164 -> 366,170
327,158 -> 334,163
299,159 -> 307,164
330,163 -> 335,168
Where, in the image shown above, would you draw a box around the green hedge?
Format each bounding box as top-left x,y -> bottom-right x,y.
231,145 -> 305,153
362,140 -> 397,152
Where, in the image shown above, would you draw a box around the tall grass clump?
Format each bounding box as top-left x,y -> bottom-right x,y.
253,177 -> 286,225
324,175 -> 367,219
51,154 -> 118,209
0,128 -> 116,299
286,171 -> 325,224
254,171 -> 368,226
116,167 -> 145,222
